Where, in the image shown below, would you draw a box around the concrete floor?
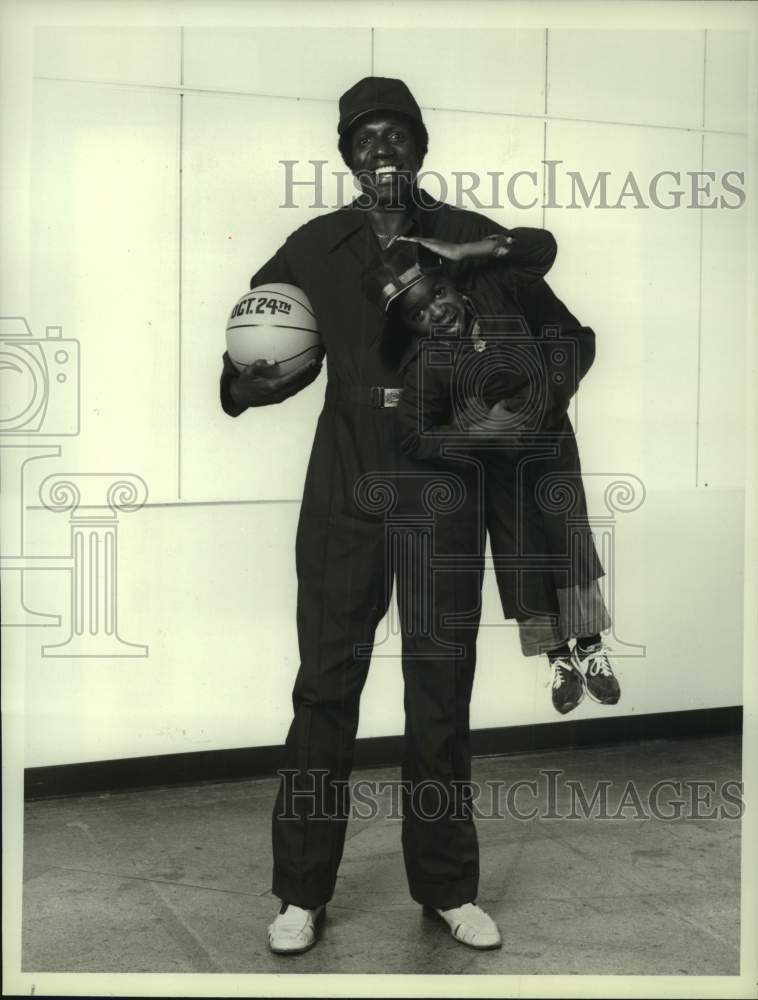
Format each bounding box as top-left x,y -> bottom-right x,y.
23,733 -> 741,975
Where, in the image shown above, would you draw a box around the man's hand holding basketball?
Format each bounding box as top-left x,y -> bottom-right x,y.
230,356 -> 323,408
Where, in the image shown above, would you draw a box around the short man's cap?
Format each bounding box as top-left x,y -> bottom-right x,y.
338,76 -> 423,135
363,240 -> 442,314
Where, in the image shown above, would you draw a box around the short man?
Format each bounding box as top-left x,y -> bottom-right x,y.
220,77 -> 557,955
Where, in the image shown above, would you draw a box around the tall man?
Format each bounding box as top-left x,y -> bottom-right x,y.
220,77 -> 557,955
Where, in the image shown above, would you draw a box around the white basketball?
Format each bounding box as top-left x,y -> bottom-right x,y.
225,283 -> 321,374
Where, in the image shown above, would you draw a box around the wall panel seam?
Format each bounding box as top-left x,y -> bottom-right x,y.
177,90 -> 184,501
24,489 -> 746,514
694,131 -> 705,489
29,77 -> 748,137
179,25 -> 185,89
701,28 -> 708,129
541,120 -> 547,229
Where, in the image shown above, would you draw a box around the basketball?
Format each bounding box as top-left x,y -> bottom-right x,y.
225,283 -> 321,374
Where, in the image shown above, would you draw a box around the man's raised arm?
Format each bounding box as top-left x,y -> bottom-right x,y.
397,225 -> 557,288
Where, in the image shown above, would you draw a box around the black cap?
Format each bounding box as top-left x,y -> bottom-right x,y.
363,240 -> 442,314
338,76 -> 423,135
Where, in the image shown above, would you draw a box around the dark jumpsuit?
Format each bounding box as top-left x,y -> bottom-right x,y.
396,270 -> 606,647
219,193 -> 557,910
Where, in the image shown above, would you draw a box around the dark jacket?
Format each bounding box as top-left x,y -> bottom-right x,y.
396,275 -> 596,461
395,266 -> 604,617
220,194 -> 556,419
219,194 -> 558,533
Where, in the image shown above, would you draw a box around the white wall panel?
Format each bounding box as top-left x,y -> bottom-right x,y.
704,31 -> 749,133
474,487 -> 744,728
698,134 -> 748,490
419,108 -> 545,228
548,30 -> 705,129
29,79 -> 180,503
182,27 -> 371,99
180,93 -> 349,502
374,28 -> 546,117
544,120 -> 702,492
20,27 -> 749,771
22,501 -> 303,766
34,27 -> 181,87
20,486 -> 742,767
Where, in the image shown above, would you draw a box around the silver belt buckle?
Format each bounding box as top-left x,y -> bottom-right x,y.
382,387 -> 402,407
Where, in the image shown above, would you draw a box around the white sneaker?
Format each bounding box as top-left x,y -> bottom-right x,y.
267,901 -> 325,955
424,901 -> 502,949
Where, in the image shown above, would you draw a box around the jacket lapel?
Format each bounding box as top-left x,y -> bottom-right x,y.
396,334 -> 421,377
325,194 -> 450,356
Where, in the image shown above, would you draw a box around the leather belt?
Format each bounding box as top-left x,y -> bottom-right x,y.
328,382 -> 404,408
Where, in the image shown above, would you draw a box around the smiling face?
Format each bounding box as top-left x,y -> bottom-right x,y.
349,113 -> 420,207
394,274 -> 467,337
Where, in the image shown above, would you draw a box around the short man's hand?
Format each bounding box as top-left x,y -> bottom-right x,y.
456,397 -> 527,442
455,397 -> 489,432
464,398 -> 513,434
230,356 -> 323,408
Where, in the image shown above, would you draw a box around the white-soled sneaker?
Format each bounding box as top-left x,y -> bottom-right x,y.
572,641 -> 620,705
267,901 -> 326,955
545,657 -> 586,715
423,901 -> 502,950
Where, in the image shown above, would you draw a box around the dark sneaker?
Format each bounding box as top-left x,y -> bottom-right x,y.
573,641 -> 620,705
546,657 -> 585,715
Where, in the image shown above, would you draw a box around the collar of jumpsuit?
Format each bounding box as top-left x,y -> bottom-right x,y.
325,186 -> 441,254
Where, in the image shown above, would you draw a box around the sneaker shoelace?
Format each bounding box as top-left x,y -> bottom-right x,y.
546,658 -> 573,689
582,645 -> 613,677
